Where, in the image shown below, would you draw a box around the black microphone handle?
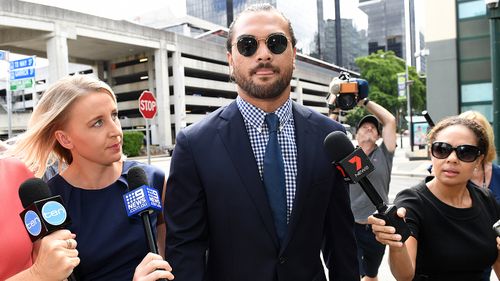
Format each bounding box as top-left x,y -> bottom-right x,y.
422,110 -> 435,127
68,273 -> 78,281
358,177 -> 386,211
140,212 -> 167,281
140,212 -> 159,254
358,178 -> 411,243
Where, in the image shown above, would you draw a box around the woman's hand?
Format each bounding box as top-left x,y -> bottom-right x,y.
368,207 -> 407,248
133,252 -> 175,281
30,229 -> 80,281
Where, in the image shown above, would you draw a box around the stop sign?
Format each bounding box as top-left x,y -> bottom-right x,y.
138,91 -> 157,119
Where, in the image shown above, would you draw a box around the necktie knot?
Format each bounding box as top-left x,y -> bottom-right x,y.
265,113 -> 280,133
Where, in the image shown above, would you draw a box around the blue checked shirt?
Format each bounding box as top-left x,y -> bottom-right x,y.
236,96 -> 298,221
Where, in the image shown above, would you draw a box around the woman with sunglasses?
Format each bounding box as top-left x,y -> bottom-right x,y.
368,116 -> 500,280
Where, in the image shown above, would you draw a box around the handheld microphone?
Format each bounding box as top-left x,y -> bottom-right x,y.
19,178 -> 72,242
422,110 -> 435,128
18,178 -> 78,281
124,166 -> 162,254
324,131 -> 411,242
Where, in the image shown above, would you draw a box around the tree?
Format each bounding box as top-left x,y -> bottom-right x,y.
346,50 -> 426,129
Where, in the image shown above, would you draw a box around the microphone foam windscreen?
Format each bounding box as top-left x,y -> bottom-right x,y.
127,166 -> 149,191
323,131 -> 355,163
18,178 -> 52,208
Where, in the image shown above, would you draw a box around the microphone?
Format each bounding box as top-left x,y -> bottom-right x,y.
19,178 -> 72,242
18,178 -> 78,281
124,166 -> 162,254
324,131 -> 411,242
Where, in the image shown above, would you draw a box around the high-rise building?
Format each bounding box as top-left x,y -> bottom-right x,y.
359,0 -> 425,72
185,0 -> 368,70
323,19 -> 368,71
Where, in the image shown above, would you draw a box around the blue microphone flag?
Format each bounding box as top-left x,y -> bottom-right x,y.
123,185 -> 162,216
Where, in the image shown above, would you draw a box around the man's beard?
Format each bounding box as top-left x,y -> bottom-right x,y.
233,62 -> 293,100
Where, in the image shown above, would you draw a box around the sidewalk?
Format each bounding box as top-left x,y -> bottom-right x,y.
391,136 -> 431,178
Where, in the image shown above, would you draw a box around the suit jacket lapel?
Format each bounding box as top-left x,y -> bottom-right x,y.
217,102 -> 280,248
280,102 -> 316,253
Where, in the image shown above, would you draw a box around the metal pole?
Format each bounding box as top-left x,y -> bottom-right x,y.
488,6 -> 500,160
7,88 -> 12,138
334,0 -> 342,66
146,119 -> 151,165
404,0 -> 414,152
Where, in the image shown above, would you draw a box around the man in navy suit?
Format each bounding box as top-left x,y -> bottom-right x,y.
165,3 -> 358,280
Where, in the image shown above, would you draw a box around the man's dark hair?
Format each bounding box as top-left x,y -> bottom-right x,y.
226,3 -> 297,53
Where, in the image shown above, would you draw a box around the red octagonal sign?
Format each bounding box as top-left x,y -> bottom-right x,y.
138,91 -> 157,119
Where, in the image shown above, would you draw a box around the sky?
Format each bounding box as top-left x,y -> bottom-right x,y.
22,0 -> 187,20
22,0 -> 425,30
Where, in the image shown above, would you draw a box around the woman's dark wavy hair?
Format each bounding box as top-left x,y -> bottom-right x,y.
226,3 -> 297,53
428,116 -> 489,159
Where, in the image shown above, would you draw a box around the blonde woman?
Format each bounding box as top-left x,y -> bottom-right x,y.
6,75 -> 174,281
459,110 -> 500,281
460,111 -> 500,199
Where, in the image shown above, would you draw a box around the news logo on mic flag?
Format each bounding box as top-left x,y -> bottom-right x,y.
123,185 -> 162,216
335,147 -> 375,184
20,195 -> 71,242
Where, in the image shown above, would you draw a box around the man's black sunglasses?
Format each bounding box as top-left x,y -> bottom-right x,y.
431,142 -> 481,162
233,33 -> 290,57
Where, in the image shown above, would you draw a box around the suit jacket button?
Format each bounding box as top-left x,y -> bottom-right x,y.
279,256 -> 286,264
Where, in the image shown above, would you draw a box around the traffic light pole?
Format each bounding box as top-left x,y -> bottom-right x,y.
488,6 -> 500,161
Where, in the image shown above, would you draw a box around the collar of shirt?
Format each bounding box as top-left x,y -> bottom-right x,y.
236,96 -> 293,133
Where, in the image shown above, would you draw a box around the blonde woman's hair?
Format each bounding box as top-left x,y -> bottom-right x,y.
4,75 -> 116,177
459,111 -> 496,163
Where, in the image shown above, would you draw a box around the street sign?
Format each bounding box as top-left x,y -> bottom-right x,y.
0,50 -> 8,61
10,68 -> 35,81
10,57 -> 35,70
397,73 -> 406,97
138,91 -> 157,119
10,78 -> 34,91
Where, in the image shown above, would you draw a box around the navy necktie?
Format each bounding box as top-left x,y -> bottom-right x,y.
263,113 -> 287,243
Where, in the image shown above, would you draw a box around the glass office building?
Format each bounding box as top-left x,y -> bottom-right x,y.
456,0 -> 492,119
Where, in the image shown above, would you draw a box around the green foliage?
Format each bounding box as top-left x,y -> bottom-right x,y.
122,131 -> 144,157
351,50 -> 427,128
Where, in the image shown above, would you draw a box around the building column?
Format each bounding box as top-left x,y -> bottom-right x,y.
46,23 -> 74,84
154,42 -> 172,147
172,50 -> 186,136
295,78 -> 303,105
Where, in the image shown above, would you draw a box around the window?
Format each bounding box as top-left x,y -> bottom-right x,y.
461,82 -> 492,102
458,0 -> 486,19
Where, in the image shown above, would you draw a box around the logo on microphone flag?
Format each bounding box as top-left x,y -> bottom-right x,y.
335,147 -> 374,183
123,185 -> 162,216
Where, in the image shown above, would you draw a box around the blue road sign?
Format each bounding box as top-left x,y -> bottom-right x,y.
0,51 -> 8,61
10,57 -> 35,70
10,68 -> 35,80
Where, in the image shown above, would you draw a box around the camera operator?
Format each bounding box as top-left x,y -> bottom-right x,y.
328,76 -> 396,281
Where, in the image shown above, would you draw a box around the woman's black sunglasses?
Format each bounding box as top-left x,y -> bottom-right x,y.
233,33 -> 290,57
431,142 -> 481,162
